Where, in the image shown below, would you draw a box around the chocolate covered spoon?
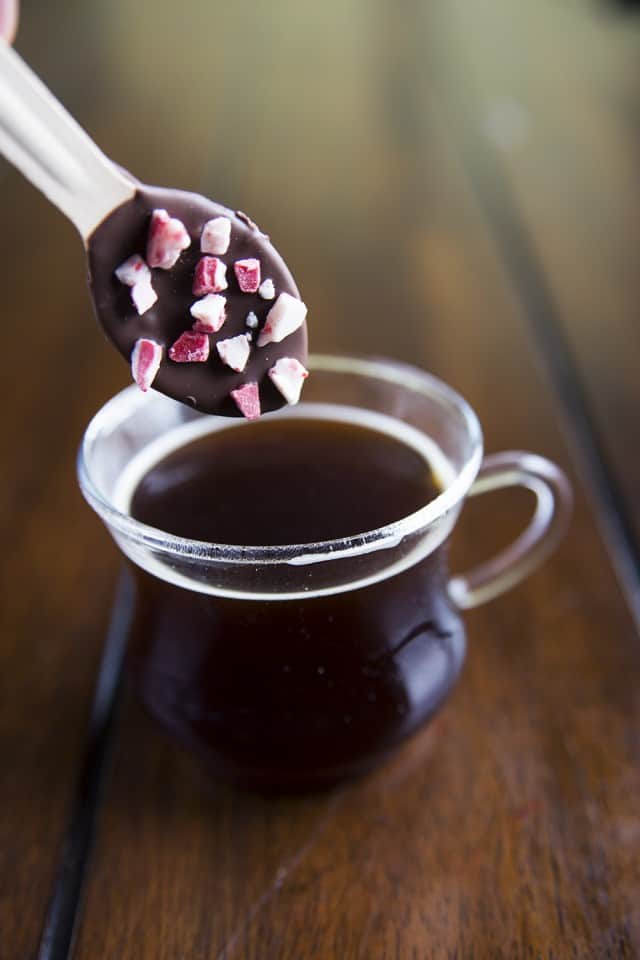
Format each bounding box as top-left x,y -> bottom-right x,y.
0,40 -> 308,417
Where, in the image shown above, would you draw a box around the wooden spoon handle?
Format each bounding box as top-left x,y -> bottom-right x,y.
0,40 -> 134,241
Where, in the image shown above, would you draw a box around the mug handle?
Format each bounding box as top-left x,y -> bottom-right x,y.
448,451 -> 572,610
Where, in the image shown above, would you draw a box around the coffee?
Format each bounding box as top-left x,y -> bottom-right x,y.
131,417 -> 442,543
123,410 -> 466,789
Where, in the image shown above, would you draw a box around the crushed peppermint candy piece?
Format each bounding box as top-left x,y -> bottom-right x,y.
257,293 -> 307,347
92,186 -> 309,418
130,278 -> 158,315
216,334 -> 251,373
268,357 -> 309,405
131,338 -> 163,392
258,278 -> 276,300
234,258 -> 261,294
193,256 -> 228,296
190,294 -> 227,333
115,254 -> 151,286
168,331 -> 210,363
201,216 -> 231,255
115,255 -> 158,315
146,209 -> 191,269
231,382 -> 261,420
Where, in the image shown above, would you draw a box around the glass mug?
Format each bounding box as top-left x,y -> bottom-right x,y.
78,355 -> 571,789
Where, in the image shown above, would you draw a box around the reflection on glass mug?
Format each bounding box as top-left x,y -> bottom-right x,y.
79,356 -> 572,790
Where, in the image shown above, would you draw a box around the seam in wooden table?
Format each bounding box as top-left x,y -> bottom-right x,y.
452,119 -> 640,635
35,571 -> 133,960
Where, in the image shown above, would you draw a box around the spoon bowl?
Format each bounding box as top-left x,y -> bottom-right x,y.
0,39 -> 308,416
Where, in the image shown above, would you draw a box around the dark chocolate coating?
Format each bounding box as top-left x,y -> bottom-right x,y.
87,185 -> 307,415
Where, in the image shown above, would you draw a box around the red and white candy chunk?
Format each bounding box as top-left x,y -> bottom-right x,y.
168,331 -> 210,363
146,209 -> 191,270
130,280 -> 158,316
216,334 -> 251,373
234,258 -> 261,294
258,278 -> 275,300
115,253 -> 150,286
193,257 -> 228,296
257,293 -> 307,347
201,217 -> 231,255
231,382 -> 261,421
268,357 -> 309,405
131,338 -> 163,391
190,294 -> 227,333
115,254 -> 157,316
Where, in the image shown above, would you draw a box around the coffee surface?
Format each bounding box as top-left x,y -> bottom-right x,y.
130,417 -> 442,545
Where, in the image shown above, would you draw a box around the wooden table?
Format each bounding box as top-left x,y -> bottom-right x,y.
2,1 -> 639,957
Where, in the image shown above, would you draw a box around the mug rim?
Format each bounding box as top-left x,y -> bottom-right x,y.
77,354 -> 484,565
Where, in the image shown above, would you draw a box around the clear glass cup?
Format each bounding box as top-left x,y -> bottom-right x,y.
78,355 -> 571,789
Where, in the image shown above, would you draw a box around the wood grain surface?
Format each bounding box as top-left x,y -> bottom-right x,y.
434,0 -> 640,549
0,8 -> 125,957
1,2 -> 639,959
0,3 -> 228,955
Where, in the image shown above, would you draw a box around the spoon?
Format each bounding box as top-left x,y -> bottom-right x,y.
0,40 -> 309,417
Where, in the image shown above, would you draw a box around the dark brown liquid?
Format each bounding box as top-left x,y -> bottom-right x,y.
128,416 -> 465,789
132,418 -> 441,544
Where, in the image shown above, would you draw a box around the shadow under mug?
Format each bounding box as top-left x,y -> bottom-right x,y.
78,355 -> 572,790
